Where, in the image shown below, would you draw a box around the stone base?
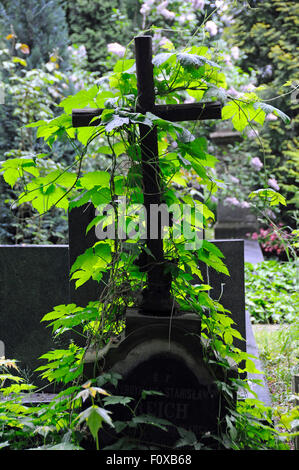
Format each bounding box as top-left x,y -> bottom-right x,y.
214,221 -> 258,239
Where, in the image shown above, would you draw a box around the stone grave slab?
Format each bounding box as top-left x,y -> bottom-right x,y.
84,310 -> 235,448
0,245 -> 70,385
214,200 -> 258,239
0,236 -> 246,388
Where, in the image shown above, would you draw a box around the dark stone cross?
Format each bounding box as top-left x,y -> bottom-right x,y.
72,35 -> 222,317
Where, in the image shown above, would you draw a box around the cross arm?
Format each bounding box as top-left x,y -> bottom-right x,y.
72,101 -> 222,128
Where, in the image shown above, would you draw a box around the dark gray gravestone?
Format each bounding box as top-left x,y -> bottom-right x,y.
214,200 -> 258,239
0,245 -> 70,385
200,239 -> 246,352
84,310 -> 234,448
68,204 -> 99,307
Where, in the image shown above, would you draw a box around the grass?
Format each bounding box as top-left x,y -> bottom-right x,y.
252,322 -> 299,448
252,323 -> 298,409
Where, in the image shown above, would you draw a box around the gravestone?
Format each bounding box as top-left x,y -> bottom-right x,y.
72,35 -> 241,445
0,245 -> 70,385
214,200 -> 258,239
84,311 -> 233,448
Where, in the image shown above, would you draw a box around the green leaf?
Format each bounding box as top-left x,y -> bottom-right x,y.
152,52 -> 175,67
0,442 -> 9,449
177,53 -> 220,69
253,102 -> 291,124
104,115 -> 129,133
113,59 -> 135,73
59,86 -> 98,114
103,395 -> 133,406
131,415 -> 171,432
80,171 -> 110,190
249,189 -> 287,206
78,405 -> 114,440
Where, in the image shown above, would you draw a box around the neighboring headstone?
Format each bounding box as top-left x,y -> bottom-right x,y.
68,204 -> 99,307
0,245 -> 70,385
214,200 -> 258,239
199,239 -> 246,352
244,239 -> 264,264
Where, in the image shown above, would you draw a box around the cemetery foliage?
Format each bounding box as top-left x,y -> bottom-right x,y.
224,0 -> 299,223
0,35 -> 296,449
245,260 -> 299,324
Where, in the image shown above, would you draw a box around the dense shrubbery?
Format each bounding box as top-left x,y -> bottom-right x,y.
245,260 -> 299,324
0,0 -> 69,69
224,0 -> 299,225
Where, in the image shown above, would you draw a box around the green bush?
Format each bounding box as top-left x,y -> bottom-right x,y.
245,260 -> 299,323
0,0 -> 69,69
225,0 -> 299,224
65,0 -> 134,73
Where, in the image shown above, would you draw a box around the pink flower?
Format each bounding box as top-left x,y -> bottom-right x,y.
250,157 -> 263,170
251,232 -> 258,240
107,43 -> 126,57
247,129 -> 259,139
224,196 -> 239,206
268,178 -> 280,191
266,113 -> 278,121
205,20 -> 218,36
161,8 -> 175,20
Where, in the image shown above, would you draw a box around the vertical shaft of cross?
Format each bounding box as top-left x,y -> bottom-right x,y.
135,35 -> 173,315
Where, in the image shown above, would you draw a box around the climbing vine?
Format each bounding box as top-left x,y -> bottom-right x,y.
0,36 -> 295,450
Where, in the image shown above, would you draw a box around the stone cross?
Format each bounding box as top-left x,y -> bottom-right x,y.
72,35 -> 222,317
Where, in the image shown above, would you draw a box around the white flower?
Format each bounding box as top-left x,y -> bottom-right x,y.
268,178 -> 280,191
224,196 -> 240,206
160,8 -> 175,20
140,4 -> 151,15
247,129 -> 259,139
230,175 -> 240,184
242,83 -> 256,92
215,0 -> 228,11
250,157 -> 263,170
240,201 -> 250,209
186,13 -> 196,21
221,15 -> 233,25
231,46 -> 240,60
184,96 -> 196,104
223,54 -> 232,66
107,43 -> 126,57
156,1 -> 168,13
191,0 -> 205,9
205,20 -> 218,36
